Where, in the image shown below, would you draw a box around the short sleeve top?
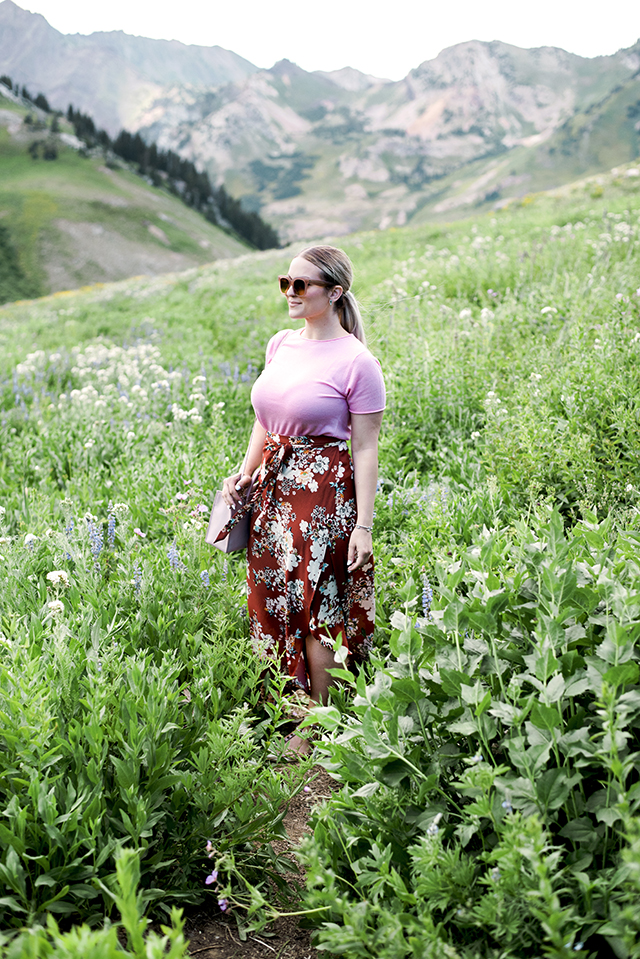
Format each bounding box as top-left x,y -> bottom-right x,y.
250,328 -> 386,440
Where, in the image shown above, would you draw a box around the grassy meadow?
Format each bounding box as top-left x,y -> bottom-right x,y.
0,89 -> 248,303
1,160 -> 640,957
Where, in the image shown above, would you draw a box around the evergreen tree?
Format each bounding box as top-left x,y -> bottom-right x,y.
34,93 -> 50,112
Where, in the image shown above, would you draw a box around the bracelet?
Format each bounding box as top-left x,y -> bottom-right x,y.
355,523 -> 373,532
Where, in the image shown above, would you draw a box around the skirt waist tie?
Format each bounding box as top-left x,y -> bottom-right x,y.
215,432 -> 345,543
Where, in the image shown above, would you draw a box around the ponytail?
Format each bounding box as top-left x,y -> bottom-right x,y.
336,290 -> 366,345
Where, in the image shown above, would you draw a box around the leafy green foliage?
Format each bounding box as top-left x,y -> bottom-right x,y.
301,510 -> 640,956
0,849 -> 189,958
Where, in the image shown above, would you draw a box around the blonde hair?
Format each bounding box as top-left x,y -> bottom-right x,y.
298,245 -> 366,345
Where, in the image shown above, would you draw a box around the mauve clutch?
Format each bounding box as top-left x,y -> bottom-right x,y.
205,481 -> 254,553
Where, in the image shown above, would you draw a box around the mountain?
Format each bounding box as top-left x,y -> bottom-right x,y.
132,41 -> 640,240
0,87 -> 248,302
2,0 -> 639,243
0,0 -> 257,133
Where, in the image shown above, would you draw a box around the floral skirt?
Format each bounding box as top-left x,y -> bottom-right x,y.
244,432 -> 374,693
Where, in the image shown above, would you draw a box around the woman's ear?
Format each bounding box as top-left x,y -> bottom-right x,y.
329,285 -> 343,303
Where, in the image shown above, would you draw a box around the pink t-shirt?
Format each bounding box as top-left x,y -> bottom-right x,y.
251,329 -> 386,440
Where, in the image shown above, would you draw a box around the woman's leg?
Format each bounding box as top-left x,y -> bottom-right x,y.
306,635 -> 337,705
286,635 -> 336,755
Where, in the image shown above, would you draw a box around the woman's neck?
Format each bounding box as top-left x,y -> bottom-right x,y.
302,312 -> 350,341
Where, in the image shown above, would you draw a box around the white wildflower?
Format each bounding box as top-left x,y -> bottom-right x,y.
47,570 -> 70,588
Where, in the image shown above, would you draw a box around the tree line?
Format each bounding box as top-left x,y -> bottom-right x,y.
0,75 -> 51,113
0,74 -> 279,250
66,106 -> 279,250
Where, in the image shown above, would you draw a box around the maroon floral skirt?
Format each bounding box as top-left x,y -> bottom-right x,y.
241,432 -> 374,693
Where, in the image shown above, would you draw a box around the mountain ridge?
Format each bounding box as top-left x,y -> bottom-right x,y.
1,0 -> 639,241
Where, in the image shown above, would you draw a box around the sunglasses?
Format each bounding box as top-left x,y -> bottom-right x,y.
278,275 -> 331,296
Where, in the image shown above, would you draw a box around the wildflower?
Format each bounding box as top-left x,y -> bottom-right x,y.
200,569 -> 210,587
175,492 -> 190,501
107,507 -> 116,548
133,527 -> 146,538
426,813 -> 442,838
86,516 -> 104,571
46,570 -> 70,588
205,870 -> 218,885
459,308 -> 472,320
470,431 -> 481,440
205,840 -> 214,855
421,571 -> 433,620
541,306 -> 558,314
490,867 -> 501,881
47,600 -> 64,616
24,533 -> 38,550
65,519 -> 74,539
0,506 -> 5,519
574,944 -> 584,952
222,559 -> 228,582
303,785 -> 311,793
218,898 -> 228,912
471,752 -> 483,763
126,431 -> 136,441
501,799 -> 514,814
133,563 -> 142,596
97,660 -> 102,673
167,541 -> 186,571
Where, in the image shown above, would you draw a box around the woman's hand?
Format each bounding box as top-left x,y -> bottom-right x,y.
347,526 -> 373,572
221,471 -> 253,508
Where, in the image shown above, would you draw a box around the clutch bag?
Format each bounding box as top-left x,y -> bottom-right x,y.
205,480 -> 254,553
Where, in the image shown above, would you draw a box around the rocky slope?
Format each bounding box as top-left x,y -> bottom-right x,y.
133,41 -> 640,239
0,0 -> 256,133
2,0 -> 639,242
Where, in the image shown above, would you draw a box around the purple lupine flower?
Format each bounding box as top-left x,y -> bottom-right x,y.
205,870 -> 218,885
167,541 -> 186,570
133,563 -> 142,597
218,898 -> 228,912
107,505 -> 116,548
86,516 -> 104,572
200,569 -> 210,587
421,572 -> 433,620
222,559 -> 228,582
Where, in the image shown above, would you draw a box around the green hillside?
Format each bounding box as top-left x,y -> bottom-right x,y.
0,89 -> 248,304
1,162 -> 640,956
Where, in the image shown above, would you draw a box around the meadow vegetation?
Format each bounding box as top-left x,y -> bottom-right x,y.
0,162 -> 640,957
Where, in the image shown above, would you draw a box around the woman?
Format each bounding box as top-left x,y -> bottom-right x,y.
221,245 -> 385,755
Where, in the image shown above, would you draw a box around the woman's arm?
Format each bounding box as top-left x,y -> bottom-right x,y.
221,418 -> 267,506
348,411 -> 383,572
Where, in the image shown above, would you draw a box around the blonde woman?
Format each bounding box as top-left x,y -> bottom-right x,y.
221,246 -> 385,754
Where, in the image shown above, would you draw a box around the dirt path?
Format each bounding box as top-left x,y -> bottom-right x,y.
184,767 -> 337,959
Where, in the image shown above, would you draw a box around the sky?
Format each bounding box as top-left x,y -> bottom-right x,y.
15,0 -> 640,80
